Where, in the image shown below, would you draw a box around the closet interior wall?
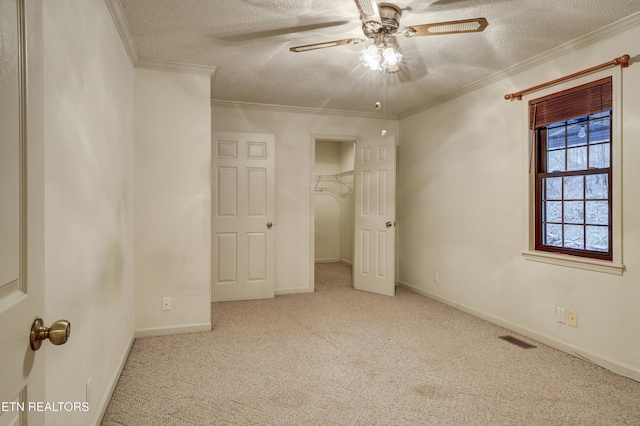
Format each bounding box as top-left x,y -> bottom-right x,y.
314,140 -> 355,265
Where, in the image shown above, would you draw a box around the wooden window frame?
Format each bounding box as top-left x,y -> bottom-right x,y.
530,78 -> 613,261
533,123 -> 613,261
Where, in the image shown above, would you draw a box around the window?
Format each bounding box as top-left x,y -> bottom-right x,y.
530,77 -> 612,261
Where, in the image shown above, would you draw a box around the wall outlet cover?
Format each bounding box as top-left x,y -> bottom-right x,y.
162,297 -> 172,311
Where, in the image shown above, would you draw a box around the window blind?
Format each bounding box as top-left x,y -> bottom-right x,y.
529,77 -> 612,129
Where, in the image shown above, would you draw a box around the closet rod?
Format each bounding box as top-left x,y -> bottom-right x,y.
315,170 -> 354,178
504,54 -> 630,101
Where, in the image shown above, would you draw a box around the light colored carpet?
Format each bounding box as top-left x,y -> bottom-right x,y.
102,263 -> 640,425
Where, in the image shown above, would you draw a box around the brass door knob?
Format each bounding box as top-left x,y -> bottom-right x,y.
267,221 -> 273,229
30,317 -> 70,351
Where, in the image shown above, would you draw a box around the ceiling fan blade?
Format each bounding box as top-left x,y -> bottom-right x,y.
290,38 -> 366,52
354,0 -> 382,29
213,20 -> 351,43
402,17 -> 488,37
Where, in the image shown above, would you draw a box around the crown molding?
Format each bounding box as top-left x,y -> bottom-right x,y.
137,60 -> 218,99
104,0 -> 138,66
211,99 -> 397,120
135,59 -> 217,76
398,11 -> 640,119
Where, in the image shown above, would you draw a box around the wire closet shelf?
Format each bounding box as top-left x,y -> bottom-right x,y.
314,170 -> 354,198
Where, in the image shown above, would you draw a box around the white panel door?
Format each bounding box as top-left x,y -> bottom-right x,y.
0,0 -> 46,424
354,136 -> 396,296
212,132 -> 275,302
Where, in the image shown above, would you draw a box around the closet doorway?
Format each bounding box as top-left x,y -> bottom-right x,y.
312,138 -> 356,290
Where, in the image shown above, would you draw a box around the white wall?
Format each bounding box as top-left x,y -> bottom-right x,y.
398,17 -> 640,380
43,1 -> 135,425
134,68 -> 212,336
212,106 -> 398,293
315,141 -> 342,262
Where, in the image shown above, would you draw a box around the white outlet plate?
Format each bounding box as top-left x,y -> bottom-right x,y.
86,378 -> 92,403
556,307 -> 566,323
433,272 -> 439,283
162,297 -> 171,311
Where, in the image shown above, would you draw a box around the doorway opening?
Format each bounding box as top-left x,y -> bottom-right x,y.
313,139 -> 356,291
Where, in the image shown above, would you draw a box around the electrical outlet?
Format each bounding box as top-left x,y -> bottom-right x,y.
556,307 -> 566,323
86,378 -> 92,403
433,272 -> 439,283
162,297 -> 171,311
567,310 -> 578,327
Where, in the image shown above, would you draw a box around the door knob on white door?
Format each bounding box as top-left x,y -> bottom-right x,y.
267,221 -> 274,229
30,317 -> 70,350
385,221 -> 394,228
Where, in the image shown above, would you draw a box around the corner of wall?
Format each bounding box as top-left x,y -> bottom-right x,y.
133,67 -> 213,337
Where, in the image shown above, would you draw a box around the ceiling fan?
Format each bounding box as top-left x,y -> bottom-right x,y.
290,0 -> 488,71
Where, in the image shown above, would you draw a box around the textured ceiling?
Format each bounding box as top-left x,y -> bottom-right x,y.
119,0 -> 640,116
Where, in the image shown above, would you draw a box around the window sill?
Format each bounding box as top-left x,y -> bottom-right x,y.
522,251 -> 625,275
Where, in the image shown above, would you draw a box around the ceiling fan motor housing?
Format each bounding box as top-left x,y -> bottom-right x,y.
362,3 -> 402,38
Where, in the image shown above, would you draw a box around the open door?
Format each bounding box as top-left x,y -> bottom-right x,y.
354,136 -> 396,296
0,0 -> 46,423
211,131 -> 275,302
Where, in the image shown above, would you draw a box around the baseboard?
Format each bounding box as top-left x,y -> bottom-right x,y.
275,287 -> 314,296
398,280 -> 640,383
315,258 -> 340,263
314,259 -> 353,266
134,322 -> 212,338
92,331 -> 135,426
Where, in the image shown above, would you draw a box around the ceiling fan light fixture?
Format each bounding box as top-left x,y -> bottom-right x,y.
382,46 -> 402,66
359,43 -> 403,71
289,3 -> 488,74
360,44 -> 381,70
